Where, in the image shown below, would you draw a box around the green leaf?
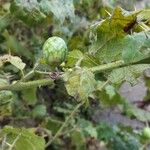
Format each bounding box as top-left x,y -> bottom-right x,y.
22,88 -> 37,105
42,117 -> 62,134
1,126 -> 45,150
0,90 -> 13,117
66,50 -> 84,67
63,68 -> 96,101
0,78 -> 13,117
66,50 -> 99,68
108,64 -> 150,85
71,129 -> 86,150
0,55 -> 25,71
10,0 -> 46,26
89,7 -> 139,63
125,104 -> 150,122
3,31 -> 33,59
9,55 -> 26,70
77,118 -> 97,138
122,31 -> 150,63
96,84 -> 124,106
96,122 -> 116,141
0,15 -> 11,32
39,0 -> 75,24
32,104 -> 47,119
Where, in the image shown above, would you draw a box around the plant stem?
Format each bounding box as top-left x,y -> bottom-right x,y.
21,63 -> 39,81
21,70 -> 35,81
45,102 -> 84,148
89,60 -> 124,73
0,78 -> 54,91
8,133 -> 21,150
45,80 -> 108,147
140,140 -> 150,150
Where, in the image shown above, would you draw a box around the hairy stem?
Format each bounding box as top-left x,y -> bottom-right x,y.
21,63 -> 39,81
45,102 -> 84,148
0,78 -> 54,91
90,60 -> 125,73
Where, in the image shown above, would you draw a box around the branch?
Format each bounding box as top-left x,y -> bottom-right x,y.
0,78 -> 54,91
89,60 -> 124,73
45,102 -> 84,147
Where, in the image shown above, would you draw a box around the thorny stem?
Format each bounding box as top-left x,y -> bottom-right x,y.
89,60 -> 125,73
0,60 -> 123,91
0,78 -> 54,91
45,102 -> 84,148
21,63 -> 39,81
45,80 -> 109,147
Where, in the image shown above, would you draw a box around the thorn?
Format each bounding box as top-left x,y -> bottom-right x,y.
105,10 -> 111,17
134,5 -> 136,11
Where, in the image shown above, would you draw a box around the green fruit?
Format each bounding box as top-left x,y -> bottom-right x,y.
32,104 -> 47,119
42,36 -> 68,67
142,127 -> 150,139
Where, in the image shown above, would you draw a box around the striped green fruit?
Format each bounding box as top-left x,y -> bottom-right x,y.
42,36 -> 68,68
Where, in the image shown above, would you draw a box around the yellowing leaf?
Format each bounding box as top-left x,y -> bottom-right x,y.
9,56 -> 26,70
63,68 -> 96,101
0,55 -> 25,70
89,7 -> 148,64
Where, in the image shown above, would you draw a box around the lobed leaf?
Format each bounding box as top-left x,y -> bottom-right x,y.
63,68 -> 96,101
108,64 -> 150,85
1,126 -> 45,150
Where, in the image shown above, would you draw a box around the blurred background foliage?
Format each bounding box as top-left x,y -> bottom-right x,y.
0,0 -> 150,150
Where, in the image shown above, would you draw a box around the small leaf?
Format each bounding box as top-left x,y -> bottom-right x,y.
108,64 -> 150,85
77,118 -> 97,138
66,50 -> 100,68
32,104 -> 47,119
96,122 -> 116,141
96,84 -> 124,106
0,78 -> 13,117
122,32 -> 150,63
66,50 -> 84,67
3,30 -> 33,59
9,56 -> 26,70
1,126 -> 45,150
10,0 -> 46,26
22,88 -> 37,105
125,104 -> 150,122
0,55 -> 26,70
71,129 -> 86,150
42,117 -> 62,134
